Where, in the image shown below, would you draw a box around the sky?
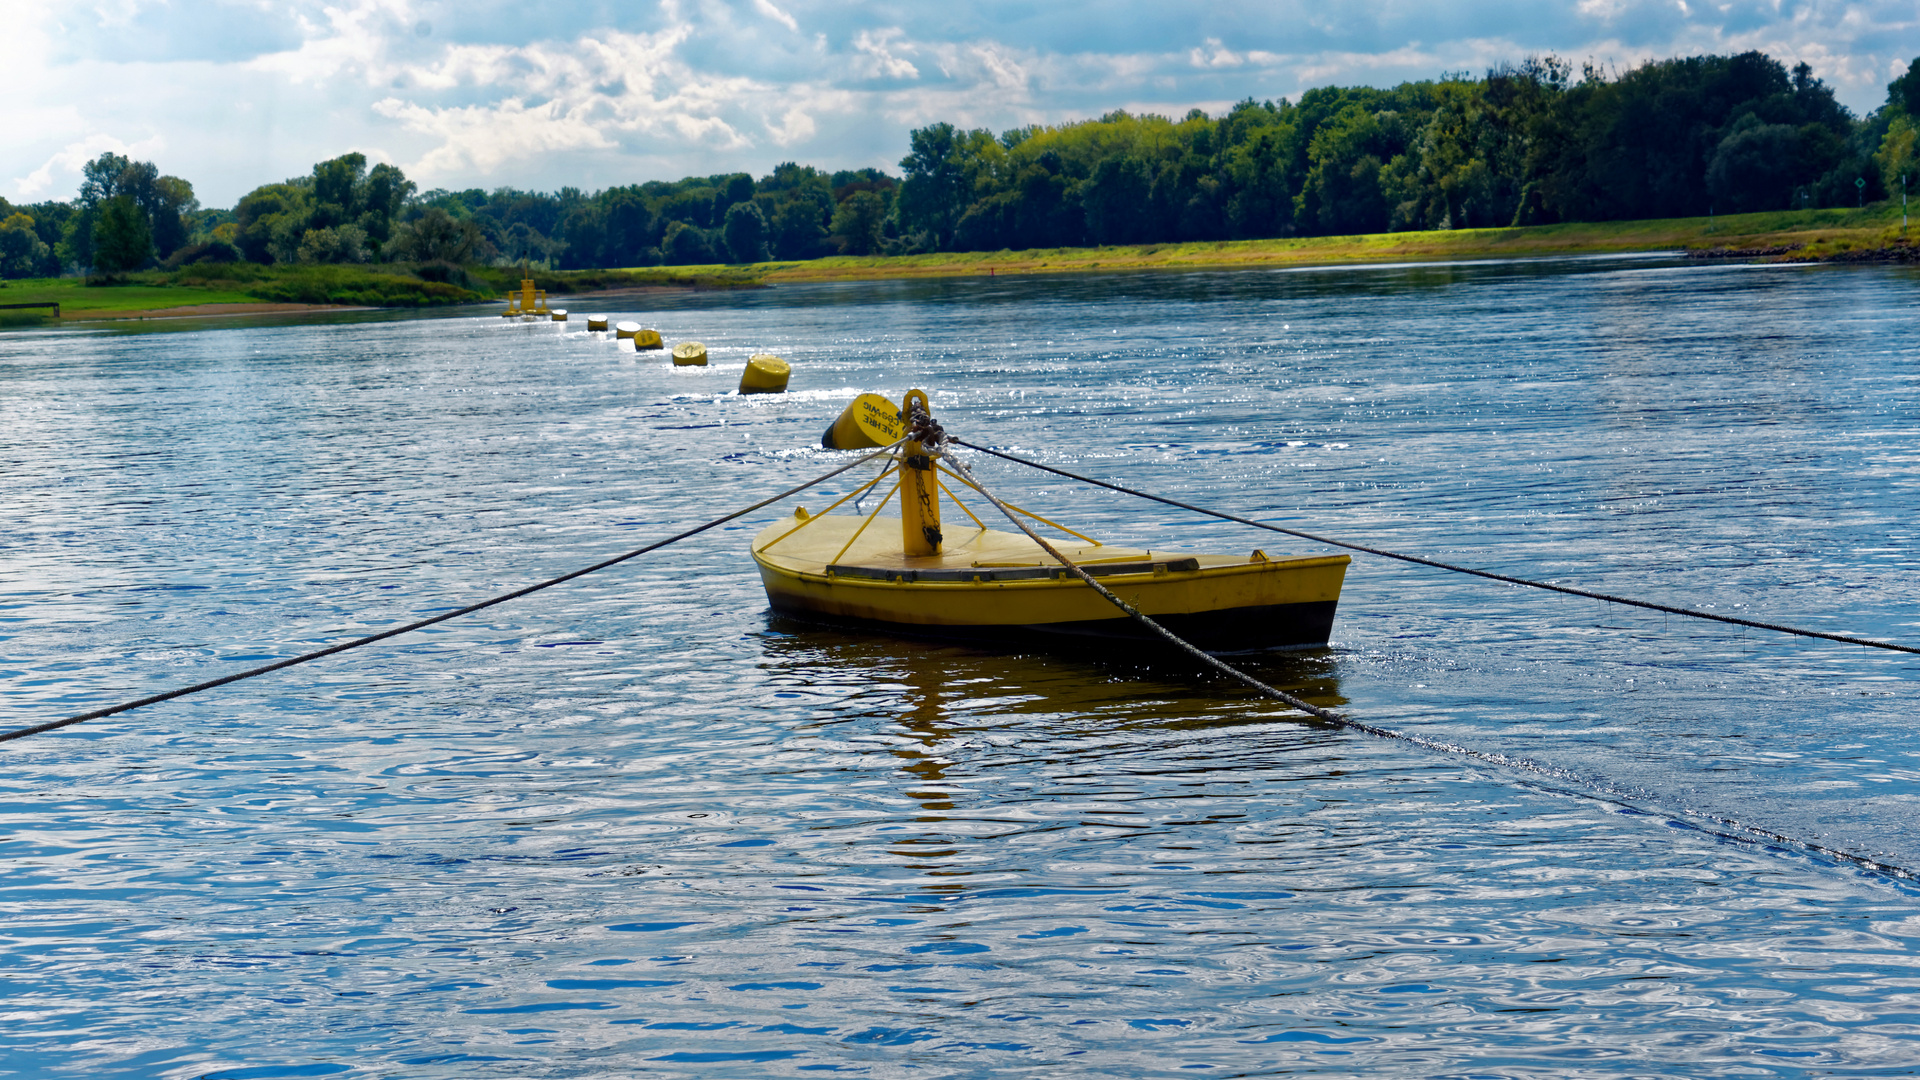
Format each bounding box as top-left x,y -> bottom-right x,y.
8,0 -> 1918,209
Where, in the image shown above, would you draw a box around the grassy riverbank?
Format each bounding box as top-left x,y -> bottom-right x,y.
0,264 -> 765,326
5,203 -> 1909,327
744,203 -> 1914,282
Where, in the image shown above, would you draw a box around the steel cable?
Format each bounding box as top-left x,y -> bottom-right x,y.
952,439 -> 1918,656
0,442 -> 905,746
947,442 -> 1914,880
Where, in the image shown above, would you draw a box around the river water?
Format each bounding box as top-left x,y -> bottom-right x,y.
3,256 -> 1918,1078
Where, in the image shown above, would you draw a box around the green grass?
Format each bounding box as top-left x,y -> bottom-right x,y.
156,263 -> 489,306
0,276 -> 263,323
742,202 -> 1915,282
0,264 -> 491,325
5,203 -> 1910,328
470,265 -> 766,293
0,261 -> 769,329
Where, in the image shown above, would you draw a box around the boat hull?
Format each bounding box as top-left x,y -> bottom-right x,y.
764,594 -> 1342,651
751,516 -> 1349,651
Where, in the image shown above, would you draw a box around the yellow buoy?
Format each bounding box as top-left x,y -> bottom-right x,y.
586,315 -> 608,331
551,308 -> 568,322
615,321 -> 640,339
499,266 -> 550,317
739,353 -> 790,394
671,342 -> 708,366
634,328 -> 664,350
821,392 -> 904,449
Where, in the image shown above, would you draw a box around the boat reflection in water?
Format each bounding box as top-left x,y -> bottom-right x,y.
756,614 -> 1349,817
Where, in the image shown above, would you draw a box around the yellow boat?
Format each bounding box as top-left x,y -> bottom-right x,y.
751,390 -> 1350,650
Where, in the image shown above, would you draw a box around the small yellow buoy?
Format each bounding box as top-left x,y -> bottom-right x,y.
586,315 -> 608,331
615,321 -> 640,339
634,328 -> 664,351
821,392 -> 905,449
551,308 -> 568,322
672,342 -> 708,367
739,353 -> 790,394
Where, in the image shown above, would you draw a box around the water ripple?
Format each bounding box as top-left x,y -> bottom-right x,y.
3,258 -> 1918,1076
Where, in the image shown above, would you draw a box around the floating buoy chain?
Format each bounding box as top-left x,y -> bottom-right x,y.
952,440 -> 1919,657
0,441 -> 909,747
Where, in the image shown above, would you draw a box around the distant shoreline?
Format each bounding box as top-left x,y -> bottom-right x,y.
60,301 -> 372,322
5,204 -> 1910,331
743,205 -> 1913,283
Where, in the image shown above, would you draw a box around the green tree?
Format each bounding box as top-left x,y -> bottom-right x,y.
661,187 -> 717,227
759,161 -> 831,194
311,152 -> 367,229
58,154 -> 198,261
555,202 -> 607,269
361,163 -> 416,247
830,191 -> 887,255
1082,155 -> 1152,244
500,221 -> 561,265
1386,81 -> 1502,230
1297,104 -> 1402,234
1876,115 -> 1917,202
91,194 -> 153,274
1875,57 -> 1920,203
1541,51 -> 1852,221
661,220 -> 718,264
722,200 -> 769,263
711,173 -> 755,223
234,182 -> 311,263
602,190 -> 658,266
0,212 -> 51,278
296,224 -> 370,263
1707,115 -> 1806,212
150,175 -> 198,257
1889,57 -> 1920,117
385,207 -> 480,263
18,202 -> 71,275
770,195 -> 830,259
1224,125 -> 1296,238
56,151 -> 130,269
897,123 -> 996,249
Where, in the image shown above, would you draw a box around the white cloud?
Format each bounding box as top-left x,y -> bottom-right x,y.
1190,38 -> 1244,68
90,0 -> 155,30
7,1 -> 1918,204
13,133 -> 167,199
753,0 -> 800,34
1576,0 -> 1632,19
374,97 -> 616,177
853,28 -> 921,80
948,41 -> 1032,92
247,0 -> 416,85
368,26 -> 800,181
767,107 -> 818,145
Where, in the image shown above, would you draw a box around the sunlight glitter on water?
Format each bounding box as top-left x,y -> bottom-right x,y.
2,256 -> 1918,1077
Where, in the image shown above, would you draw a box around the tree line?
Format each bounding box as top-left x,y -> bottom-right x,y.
4,49 -> 1916,281
896,51 -> 1919,252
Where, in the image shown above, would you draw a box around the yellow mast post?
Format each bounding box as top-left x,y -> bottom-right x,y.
502,260 -> 546,317
899,388 -> 943,557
